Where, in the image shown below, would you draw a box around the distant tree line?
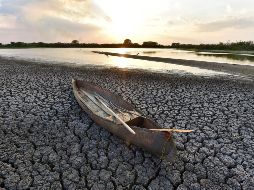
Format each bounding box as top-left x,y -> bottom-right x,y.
171,41 -> 254,51
1,40 -> 254,50
0,39 -> 165,49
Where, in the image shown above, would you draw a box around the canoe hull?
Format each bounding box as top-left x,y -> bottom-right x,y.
72,79 -> 176,160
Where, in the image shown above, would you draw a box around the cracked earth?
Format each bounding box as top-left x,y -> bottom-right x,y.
0,57 -> 254,190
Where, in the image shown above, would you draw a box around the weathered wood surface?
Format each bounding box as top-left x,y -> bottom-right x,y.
72,79 -> 177,160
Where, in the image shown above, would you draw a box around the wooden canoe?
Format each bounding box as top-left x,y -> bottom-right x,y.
72,79 -> 177,160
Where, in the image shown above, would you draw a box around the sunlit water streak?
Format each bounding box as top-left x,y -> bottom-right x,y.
0,48 -> 247,76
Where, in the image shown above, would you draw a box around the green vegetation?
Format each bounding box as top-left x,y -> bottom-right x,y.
171,41 -> 254,51
195,52 -> 254,62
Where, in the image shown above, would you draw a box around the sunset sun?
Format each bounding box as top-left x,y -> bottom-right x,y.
107,16 -> 140,40
94,0 -> 145,41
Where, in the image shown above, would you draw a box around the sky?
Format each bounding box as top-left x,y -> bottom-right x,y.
0,0 -> 254,44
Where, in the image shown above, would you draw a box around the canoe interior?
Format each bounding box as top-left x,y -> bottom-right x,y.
126,116 -> 160,129
74,80 -> 160,129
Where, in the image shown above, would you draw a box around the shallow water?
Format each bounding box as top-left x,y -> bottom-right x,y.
0,48 -> 249,76
110,48 -> 254,66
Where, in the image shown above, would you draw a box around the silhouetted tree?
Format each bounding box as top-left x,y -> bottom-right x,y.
171,43 -> 180,48
72,40 -> 79,44
123,39 -> 132,46
133,43 -> 141,48
142,41 -> 158,47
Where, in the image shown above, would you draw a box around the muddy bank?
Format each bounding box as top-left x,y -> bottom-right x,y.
93,51 -> 254,78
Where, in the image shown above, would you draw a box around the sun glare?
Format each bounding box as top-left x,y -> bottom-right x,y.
106,11 -> 141,41
94,0 -> 145,41
110,19 -> 135,39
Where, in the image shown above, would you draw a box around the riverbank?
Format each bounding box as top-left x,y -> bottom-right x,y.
93,51 -> 254,78
0,57 -> 254,189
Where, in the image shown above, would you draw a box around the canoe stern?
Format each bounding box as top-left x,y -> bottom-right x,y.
150,131 -> 177,161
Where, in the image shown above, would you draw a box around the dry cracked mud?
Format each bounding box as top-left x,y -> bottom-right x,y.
0,57 -> 254,190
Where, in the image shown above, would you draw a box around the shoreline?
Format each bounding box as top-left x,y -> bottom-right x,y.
0,57 -> 254,189
93,51 -> 254,78
0,55 -> 253,83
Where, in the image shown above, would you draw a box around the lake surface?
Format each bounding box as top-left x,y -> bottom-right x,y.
0,48 -> 253,76
110,48 -> 254,66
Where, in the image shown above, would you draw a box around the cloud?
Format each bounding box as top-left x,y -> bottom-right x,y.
0,0 -> 110,42
19,0 -> 110,24
167,16 -> 190,27
0,14 -> 17,29
35,16 -> 102,42
1,0 -> 254,43
196,17 -> 254,32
